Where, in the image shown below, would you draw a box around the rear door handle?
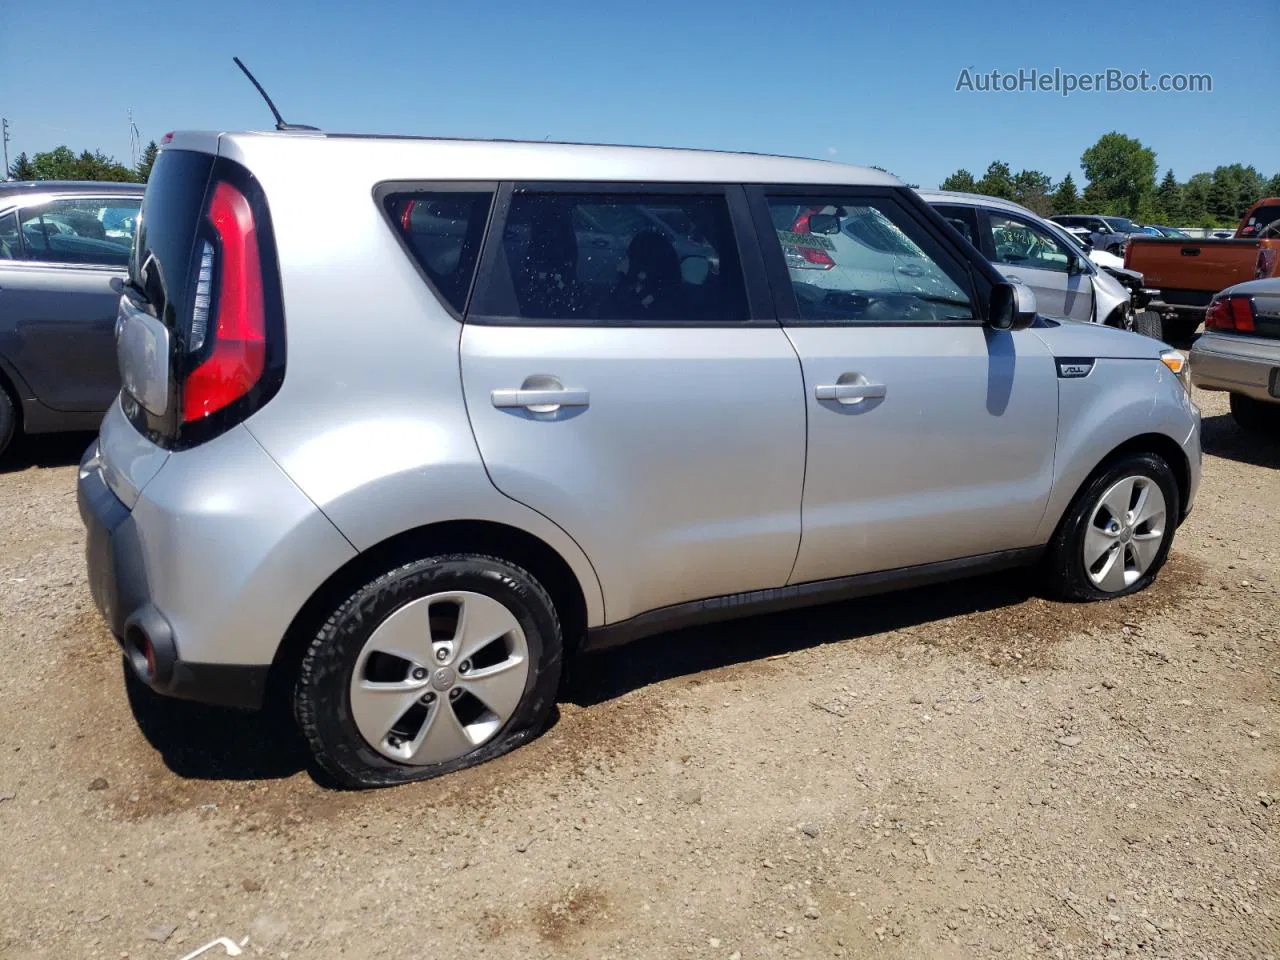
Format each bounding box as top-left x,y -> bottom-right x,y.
815,382 -> 886,402
491,387 -> 590,411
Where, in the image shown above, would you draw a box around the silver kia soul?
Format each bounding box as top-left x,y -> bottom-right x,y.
78,131 -> 1201,787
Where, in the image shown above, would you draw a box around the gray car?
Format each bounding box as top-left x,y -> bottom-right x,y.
79,132 -> 1201,788
919,191 -> 1135,332
0,181 -> 145,458
1050,214 -> 1132,256
1189,276 -> 1280,432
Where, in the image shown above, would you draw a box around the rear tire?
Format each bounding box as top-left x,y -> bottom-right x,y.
295,554 -> 563,789
1229,393 -> 1280,435
1132,310 -> 1164,340
1042,452 -> 1179,602
0,387 -> 17,463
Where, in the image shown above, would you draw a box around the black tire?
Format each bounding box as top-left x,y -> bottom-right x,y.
1042,452 -> 1179,602
0,386 -> 17,462
1132,310 -> 1165,340
1229,393 -> 1280,434
1107,243 -> 1122,256
295,554 -> 563,789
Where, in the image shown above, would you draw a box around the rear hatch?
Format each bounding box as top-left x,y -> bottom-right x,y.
108,136 -> 286,503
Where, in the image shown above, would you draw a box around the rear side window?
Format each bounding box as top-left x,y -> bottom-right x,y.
17,197 -> 140,267
472,191 -> 748,324
0,211 -> 18,259
384,191 -> 493,313
1240,205 -> 1280,238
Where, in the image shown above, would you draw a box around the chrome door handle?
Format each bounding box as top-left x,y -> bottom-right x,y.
491,387 -> 590,410
814,382 -> 886,402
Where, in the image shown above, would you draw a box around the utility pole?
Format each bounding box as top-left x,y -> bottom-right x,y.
2,119 -> 10,180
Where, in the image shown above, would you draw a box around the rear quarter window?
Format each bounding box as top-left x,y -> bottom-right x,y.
383,191 -> 494,313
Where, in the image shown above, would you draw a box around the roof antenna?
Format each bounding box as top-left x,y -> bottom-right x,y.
232,57 -> 319,131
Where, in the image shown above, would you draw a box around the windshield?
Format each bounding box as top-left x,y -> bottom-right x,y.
1103,217 -> 1140,233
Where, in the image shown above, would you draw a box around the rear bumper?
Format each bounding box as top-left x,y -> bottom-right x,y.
78,442 -> 269,709
1190,333 -> 1280,404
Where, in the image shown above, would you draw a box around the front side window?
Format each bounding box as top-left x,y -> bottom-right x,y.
767,195 -> 973,324
474,191 -> 747,324
385,191 -> 494,313
931,204 -> 980,248
987,214 -> 1073,273
0,211 -> 18,259
18,197 -> 140,266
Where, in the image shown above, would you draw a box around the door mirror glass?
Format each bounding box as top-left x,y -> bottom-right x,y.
806,213 -> 842,235
989,281 -> 1036,330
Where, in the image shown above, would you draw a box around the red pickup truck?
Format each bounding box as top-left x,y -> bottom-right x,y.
1124,198 -> 1280,342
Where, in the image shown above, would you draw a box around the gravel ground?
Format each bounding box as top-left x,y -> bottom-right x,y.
0,387 -> 1276,960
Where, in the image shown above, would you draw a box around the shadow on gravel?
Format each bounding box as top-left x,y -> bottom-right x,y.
1201,411 -> 1280,469
565,570 -> 1033,707
0,431 -> 96,473
124,665 -> 317,782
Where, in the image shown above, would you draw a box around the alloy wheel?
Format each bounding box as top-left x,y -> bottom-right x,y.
1082,475 -> 1167,592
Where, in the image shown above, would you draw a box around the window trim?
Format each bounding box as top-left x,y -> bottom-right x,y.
8,195 -> 142,270
372,180 -> 500,322
465,181 -> 775,328
747,184 -> 990,328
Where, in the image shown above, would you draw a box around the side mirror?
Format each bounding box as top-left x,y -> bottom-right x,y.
807,213 -> 841,235
989,281 -> 1037,331
1067,253 -> 1087,275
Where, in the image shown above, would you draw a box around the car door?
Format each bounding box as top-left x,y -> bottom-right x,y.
460,183 -> 807,623
982,209 -> 1094,323
0,195 -> 140,411
750,186 -> 1058,585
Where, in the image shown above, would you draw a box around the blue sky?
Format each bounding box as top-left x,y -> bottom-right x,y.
2,0 -> 1276,188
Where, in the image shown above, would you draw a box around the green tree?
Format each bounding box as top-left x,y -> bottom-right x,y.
28,145 -> 135,182
1208,168 -> 1238,223
1012,169 -> 1054,215
1267,173 -> 1280,198
1080,132 -> 1157,218
1155,170 -> 1183,224
939,168 -> 978,193
7,152 -> 36,180
135,141 -> 159,182
1183,173 -> 1212,226
975,161 -> 1015,200
1050,173 -> 1080,215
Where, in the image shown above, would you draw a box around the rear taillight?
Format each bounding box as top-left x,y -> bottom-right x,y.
788,208 -> 835,270
1123,242 -> 1133,269
1205,295 -> 1256,333
181,181 -> 267,423
1256,248 -> 1276,280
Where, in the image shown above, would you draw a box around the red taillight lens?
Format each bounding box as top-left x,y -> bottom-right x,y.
1256,248 -> 1277,280
182,182 -> 267,423
1205,295 -> 1256,333
789,207 -> 836,270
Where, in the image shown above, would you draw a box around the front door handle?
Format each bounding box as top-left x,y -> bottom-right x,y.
815,382 -> 886,402
491,387 -> 590,411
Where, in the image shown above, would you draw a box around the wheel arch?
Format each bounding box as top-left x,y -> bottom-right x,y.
1045,432 -> 1191,544
268,519 -> 592,705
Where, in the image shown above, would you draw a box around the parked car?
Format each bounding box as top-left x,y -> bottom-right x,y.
919,191 -> 1143,333
1050,214 -> 1139,256
0,181 -> 145,458
1123,198 -> 1280,342
80,132 -> 1201,788
1148,226 -> 1192,239
1189,276 -> 1280,433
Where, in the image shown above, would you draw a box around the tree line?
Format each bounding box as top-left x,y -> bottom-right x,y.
6,141 -> 160,184
941,132 -> 1279,228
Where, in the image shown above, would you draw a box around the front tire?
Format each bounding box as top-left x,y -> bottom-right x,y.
1131,310 -> 1164,340
1230,393 -> 1280,434
0,387 -> 17,462
295,554 -> 563,788
1042,453 -> 1179,601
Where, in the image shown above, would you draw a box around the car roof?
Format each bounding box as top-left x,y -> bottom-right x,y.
179,130 -> 903,187
0,180 -> 146,201
914,189 -> 1042,219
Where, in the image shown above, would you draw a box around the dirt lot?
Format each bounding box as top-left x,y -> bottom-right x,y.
0,387 -> 1276,960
